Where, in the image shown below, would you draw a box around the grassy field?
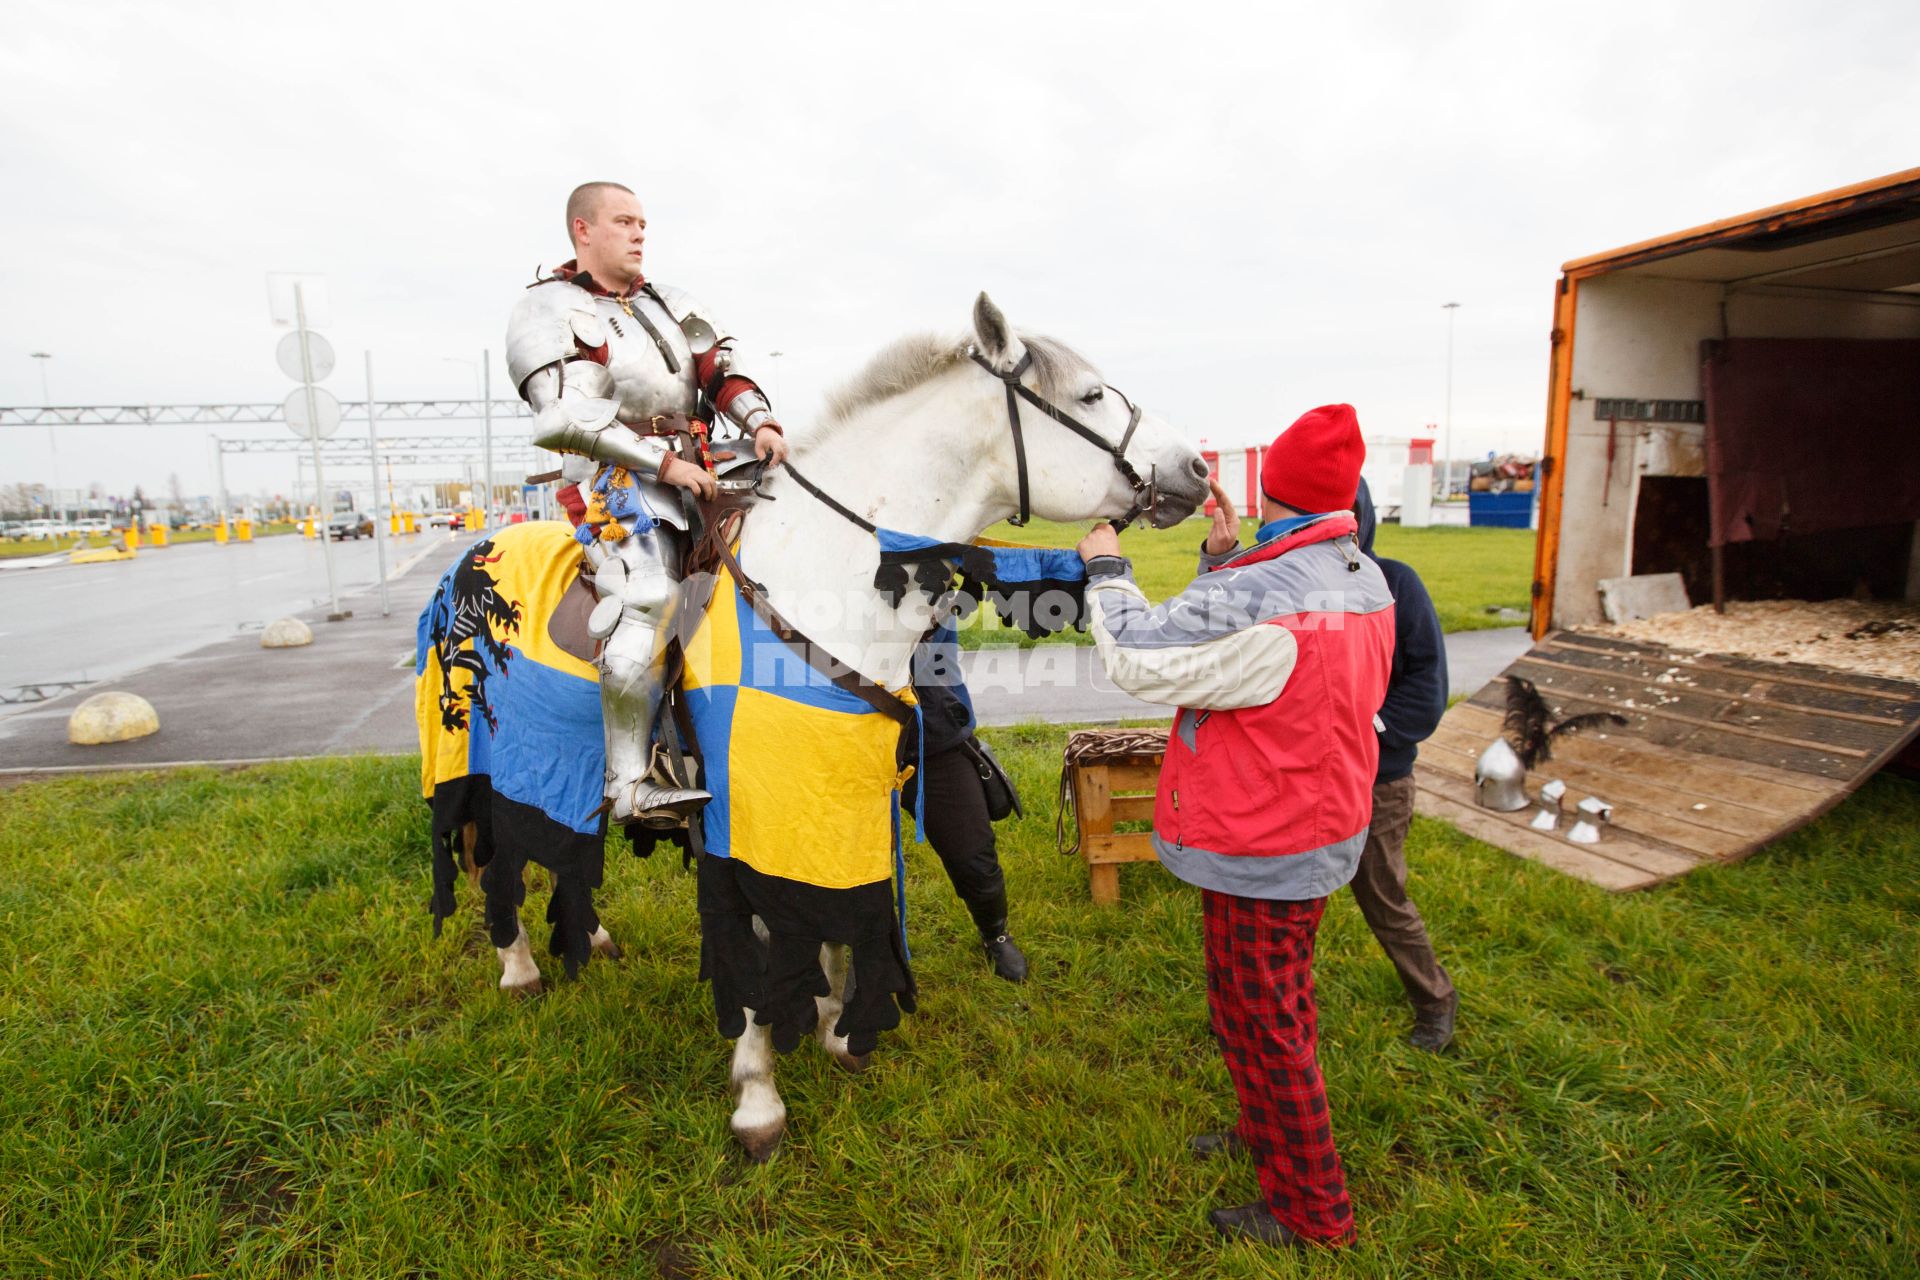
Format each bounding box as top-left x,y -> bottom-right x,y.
0,523 -> 303,558
958,517 -> 1534,647
1,737 -> 1914,1278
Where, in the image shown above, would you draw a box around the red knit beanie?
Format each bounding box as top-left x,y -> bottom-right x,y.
1261,404 -> 1366,513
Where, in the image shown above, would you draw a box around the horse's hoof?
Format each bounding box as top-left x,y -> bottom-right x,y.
503,978 -> 543,999
592,938 -> 623,961
831,1050 -> 871,1076
734,1124 -> 784,1164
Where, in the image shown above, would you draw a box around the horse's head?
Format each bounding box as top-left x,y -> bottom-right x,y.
966,293 -> 1209,530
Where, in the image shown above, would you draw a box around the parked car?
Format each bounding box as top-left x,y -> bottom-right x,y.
327,512 -> 375,541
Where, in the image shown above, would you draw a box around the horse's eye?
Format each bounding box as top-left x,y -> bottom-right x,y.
1080,388 -> 1105,405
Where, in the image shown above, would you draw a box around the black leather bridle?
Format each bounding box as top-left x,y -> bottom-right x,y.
967,349 -> 1158,532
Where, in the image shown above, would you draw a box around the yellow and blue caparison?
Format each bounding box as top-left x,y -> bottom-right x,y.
682,557 -> 917,890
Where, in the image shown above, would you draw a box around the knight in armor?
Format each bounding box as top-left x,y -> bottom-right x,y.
507,181 -> 789,823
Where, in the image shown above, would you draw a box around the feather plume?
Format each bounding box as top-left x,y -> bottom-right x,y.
1501,676 -> 1553,770
1547,711 -> 1629,744
1501,677 -> 1628,769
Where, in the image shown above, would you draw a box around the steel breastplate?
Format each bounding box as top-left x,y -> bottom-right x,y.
596,294 -> 700,424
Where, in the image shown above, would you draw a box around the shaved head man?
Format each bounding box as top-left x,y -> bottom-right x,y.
504,183 -> 787,824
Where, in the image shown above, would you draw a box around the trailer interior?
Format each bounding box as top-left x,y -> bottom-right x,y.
1415,169 -> 1920,891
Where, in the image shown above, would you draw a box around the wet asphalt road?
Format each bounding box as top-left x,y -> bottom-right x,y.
0,530 -> 459,692
0,527 -> 1531,770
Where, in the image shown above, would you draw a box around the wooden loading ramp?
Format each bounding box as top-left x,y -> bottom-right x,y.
1413,631 -> 1920,890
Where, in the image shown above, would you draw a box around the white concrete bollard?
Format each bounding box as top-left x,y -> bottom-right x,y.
260,617 -> 315,649
68,692 -> 160,745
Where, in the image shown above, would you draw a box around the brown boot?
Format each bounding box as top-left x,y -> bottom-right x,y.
1409,990 -> 1458,1053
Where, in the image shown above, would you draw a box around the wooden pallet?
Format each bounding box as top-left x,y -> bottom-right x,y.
1415,631 -> 1920,890
1068,749 -> 1164,905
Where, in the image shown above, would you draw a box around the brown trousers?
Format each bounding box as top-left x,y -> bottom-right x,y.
1348,775 -> 1454,1015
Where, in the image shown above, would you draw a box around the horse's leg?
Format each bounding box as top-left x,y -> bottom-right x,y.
583,883 -> 620,961
459,821 -> 482,890
728,1013 -> 786,1163
482,854 -> 541,997
496,920 -> 542,997
815,942 -> 869,1074
587,924 -> 622,960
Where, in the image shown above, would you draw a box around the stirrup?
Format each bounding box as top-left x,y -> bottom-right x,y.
645,739 -> 699,791
612,778 -> 710,826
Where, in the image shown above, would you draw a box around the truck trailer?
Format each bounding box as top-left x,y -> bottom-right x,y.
1415,167 -> 1920,892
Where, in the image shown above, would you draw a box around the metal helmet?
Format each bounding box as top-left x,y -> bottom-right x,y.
1474,738 -> 1531,811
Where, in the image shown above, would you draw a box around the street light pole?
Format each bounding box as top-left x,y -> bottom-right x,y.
365,350 -> 391,618
294,283 -> 345,620
212,434 -> 229,518
481,349 -> 494,526
1440,302 -> 1461,501
29,352 -> 59,524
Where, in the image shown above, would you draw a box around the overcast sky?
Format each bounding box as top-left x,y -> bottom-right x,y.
2,0 -> 1915,503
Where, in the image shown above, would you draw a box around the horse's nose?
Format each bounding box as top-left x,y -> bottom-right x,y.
1188,456 -> 1211,482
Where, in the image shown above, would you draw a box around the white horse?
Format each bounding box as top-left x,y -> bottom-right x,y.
697,294 -> 1205,1158
451,293 -> 1208,1158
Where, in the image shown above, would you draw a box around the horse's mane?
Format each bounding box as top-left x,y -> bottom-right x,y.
809,331 -> 1095,444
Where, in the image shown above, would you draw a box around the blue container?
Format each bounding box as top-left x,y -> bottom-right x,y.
1469,491 -> 1534,529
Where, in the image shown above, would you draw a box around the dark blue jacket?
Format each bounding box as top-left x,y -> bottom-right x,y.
1355,479 -> 1448,782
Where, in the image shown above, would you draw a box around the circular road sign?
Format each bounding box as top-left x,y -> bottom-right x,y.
275,330 -> 336,383
283,387 -> 343,439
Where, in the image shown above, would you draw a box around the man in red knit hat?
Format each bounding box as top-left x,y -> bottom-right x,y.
1077,404 -> 1395,1249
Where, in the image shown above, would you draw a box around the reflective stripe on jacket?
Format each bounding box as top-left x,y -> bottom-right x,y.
1085,512 -> 1395,900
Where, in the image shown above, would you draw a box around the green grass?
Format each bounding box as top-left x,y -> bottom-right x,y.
1,739 -> 1915,1278
0,524 -> 303,558
1373,525 -> 1536,634
955,517 -> 1534,647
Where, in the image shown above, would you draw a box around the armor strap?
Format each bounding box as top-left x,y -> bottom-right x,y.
633,413 -> 696,438
660,685 -> 706,860
632,284 -> 682,374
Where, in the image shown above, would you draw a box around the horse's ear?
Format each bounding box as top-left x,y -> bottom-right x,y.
973,292 -> 1027,374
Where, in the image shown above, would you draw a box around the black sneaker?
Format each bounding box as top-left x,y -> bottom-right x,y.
1208,1202 -> 1304,1248
1188,1131 -> 1248,1159
982,933 -> 1028,983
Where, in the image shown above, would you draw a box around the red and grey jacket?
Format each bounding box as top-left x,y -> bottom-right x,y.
1085,512 -> 1395,900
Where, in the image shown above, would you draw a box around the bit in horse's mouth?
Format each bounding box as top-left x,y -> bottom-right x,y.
1147,505 -> 1195,529
1145,484 -> 1207,528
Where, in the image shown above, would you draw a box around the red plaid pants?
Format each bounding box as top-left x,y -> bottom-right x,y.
1203,889 -> 1354,1246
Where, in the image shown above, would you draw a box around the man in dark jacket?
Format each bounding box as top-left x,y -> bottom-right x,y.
906,622 -> 1028,982
1350,478 -> 1457,1051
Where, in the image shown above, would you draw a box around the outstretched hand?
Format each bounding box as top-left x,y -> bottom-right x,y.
1203,477 -> 1239,555
1077,521 -> 1121,563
